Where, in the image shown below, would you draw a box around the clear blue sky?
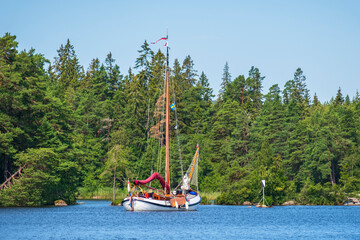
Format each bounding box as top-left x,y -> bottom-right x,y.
2,0 -> 360,102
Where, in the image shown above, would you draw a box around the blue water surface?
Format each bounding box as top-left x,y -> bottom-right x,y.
0,200 -> 359,239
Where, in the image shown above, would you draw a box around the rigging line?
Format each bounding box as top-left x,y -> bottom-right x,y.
150,94 -> 164,184
116,177 -> 127,184
156,101 -> 163,175
146,96 -> 154,186
170,65 -> 184,177
157,62 -> 167,177
149,114 -> 158,187
165,36 -> 171,189
157,140 -> 161,174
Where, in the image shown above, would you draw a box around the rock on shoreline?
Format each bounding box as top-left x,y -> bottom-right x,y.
54,200 -> 68,207
282,200 -> 296,206
345,198 -> 360,206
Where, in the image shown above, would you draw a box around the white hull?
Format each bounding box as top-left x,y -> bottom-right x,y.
122,194 -> 201,211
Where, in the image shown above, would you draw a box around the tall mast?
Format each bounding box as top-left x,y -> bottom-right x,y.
165,29 -> 170,189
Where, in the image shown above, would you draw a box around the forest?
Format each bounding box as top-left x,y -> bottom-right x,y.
0,33 -> 359,207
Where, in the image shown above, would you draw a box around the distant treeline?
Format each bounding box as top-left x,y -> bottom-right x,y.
0,33 -> 359,206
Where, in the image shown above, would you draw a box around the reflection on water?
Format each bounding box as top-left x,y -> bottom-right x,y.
0,200 -> 359,239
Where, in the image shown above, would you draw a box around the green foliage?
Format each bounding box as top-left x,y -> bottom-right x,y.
0,148 -> 79,206
219,62 -> 231,98
52,39 -> 84,100
1,33 -> 359,207
0,34 -> 80,206
298,181 -> 345,205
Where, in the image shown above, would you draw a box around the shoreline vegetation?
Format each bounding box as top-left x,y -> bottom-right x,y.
77,187 -> 359,206
1,33 -> 360,208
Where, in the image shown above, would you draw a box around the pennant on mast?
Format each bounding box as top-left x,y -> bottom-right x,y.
151,37 -> 168,45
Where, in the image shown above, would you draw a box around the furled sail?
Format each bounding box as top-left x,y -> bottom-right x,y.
134,172 -> 170,193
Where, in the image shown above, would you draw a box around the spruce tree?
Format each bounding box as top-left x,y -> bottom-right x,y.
219,61 -> 231,98
182,55 -> 197,89
198,71 -> 214,102
105,52 -> 122,98
313,93 -> 320,106
334,87 -> 344,105
247,66 -> 264,112
52,39 -> 83,100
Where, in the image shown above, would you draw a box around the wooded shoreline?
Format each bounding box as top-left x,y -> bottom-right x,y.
1,33 -> 360,207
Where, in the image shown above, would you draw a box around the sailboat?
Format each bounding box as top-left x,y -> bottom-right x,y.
122,32 -> 202,211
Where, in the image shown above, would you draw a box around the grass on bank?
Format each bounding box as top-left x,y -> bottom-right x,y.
200,192 -> 221,205
77,187 -> 128,202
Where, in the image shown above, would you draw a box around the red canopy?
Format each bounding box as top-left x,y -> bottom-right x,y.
134,172 -> 170,193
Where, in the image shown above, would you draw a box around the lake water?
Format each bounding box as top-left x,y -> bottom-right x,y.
0,200 -> 359,239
